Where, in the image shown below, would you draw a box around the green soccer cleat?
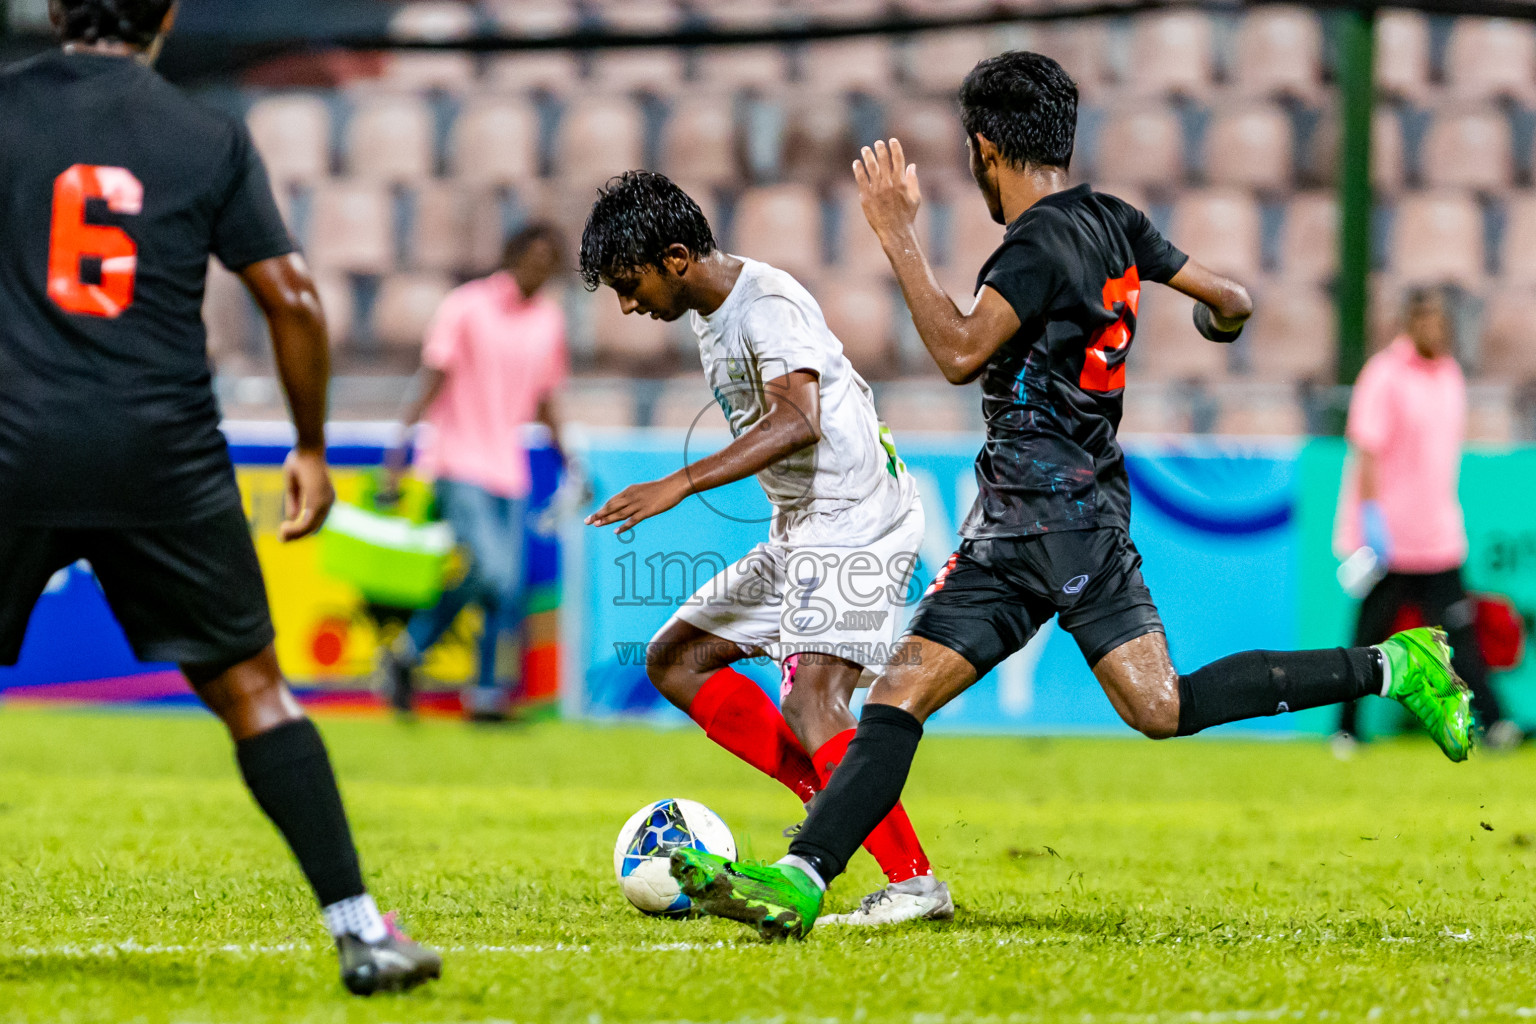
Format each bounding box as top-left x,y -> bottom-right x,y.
669,848 -> 824,942
1379,626 -> 1474,763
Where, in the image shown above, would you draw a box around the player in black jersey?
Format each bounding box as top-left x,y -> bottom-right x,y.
0,1 -> 438,992
671,51 -> 1475,941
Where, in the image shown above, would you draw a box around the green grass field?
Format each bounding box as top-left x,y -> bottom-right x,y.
2,708 -> 1536,1023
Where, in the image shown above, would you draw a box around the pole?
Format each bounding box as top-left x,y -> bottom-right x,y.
1335,1 -> 1376,389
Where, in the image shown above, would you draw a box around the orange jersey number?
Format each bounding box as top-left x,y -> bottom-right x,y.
48,164 -> 143,318
1079,267 -> 1141,393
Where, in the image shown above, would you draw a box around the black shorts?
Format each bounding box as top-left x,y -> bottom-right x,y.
0,504 -> 275,669
906,526 -> 1164,676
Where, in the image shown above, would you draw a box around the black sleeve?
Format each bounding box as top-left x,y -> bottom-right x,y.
1122,203 -> 1188,284
211,121 -> 295,273
980,232 -> 1060,326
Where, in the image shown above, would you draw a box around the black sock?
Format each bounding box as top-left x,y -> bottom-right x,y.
1176,647 -> 1382,737
236,718 -> 365,907
788,703 -> 923,883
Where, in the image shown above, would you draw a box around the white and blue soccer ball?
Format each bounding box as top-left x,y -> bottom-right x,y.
613,798 -> 737,917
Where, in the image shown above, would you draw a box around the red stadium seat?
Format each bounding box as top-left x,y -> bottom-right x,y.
451,96 -> 540,186
1245,280 -> 1336,382
597,0 -> 683,32
1033,22 -> 1112,98
1093,106 -> 1184,188
312,272 -> 356,352
663,96 -> 740,188
885,99 -> 969,191
1278,191 -> 1339,282
247,95 -> 331,184
1130,286 -> 1230,381
1169,190 -> 1263,281
1480,289 -> 1536,382
590,48 -> 688,97
831,183 -> 935,280
942,189 -> 1005,276
1124,11 -> 1214,100
815,277 -> 897,377
732,184 -> 823,280
1500,192 -> 1536,284
485,53 -> 581,93
378,52 -> 477,93
373,273 -> 454,352
556,98 -> 645,194
389,1 -> 477,42
902,28 -> 996,97
408,183 -> 474,273
1375,11 -> 1431,102
1445,18 -> 1536,104
801,38 -> 897,95
1422,108 -> 1514,192
1204,103 -> 1294,192
307,180 -> 395,274
1301,108 -> 1404,193
1231,6 -> 1325,103
781,98 -> 852,186
694,46 -> 790,89
485,0 -> 577,37
346,93 -> 436,181
1392,192 -> 1484,287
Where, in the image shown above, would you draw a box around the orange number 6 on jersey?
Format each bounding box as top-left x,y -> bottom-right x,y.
48,164 -> 143,318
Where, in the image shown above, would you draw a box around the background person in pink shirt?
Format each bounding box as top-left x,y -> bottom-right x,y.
1334,286 -> 1517,750
380,223 -> 569,720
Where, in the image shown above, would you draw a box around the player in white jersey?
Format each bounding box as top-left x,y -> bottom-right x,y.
580,172 -> 951,925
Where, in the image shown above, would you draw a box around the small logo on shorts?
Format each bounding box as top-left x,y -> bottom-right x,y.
1062,574 -> 1090,595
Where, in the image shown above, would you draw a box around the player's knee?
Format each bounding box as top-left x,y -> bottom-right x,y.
1128,694 -> 1180,740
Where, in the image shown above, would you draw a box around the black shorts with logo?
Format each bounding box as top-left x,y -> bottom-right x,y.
0,503 -> 275,669
906,525 -> 1164,676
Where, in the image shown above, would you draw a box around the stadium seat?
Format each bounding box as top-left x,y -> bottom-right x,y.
1092,106 -> 1184,188
310,272 -> 356,352
485,53 -> 582,93
307,180 -> 395,274
1374,10 -> 1431,102
662,96 -> 740,188
815,277 -> 897,377
1204,104 -> 1294,192
901,28 -> 996,97
407,183 -> 474,273
451,97 -> 539,186
345,93 -> 436,181
695,0 -> 786,31
1500,192 -> 1536,283
1091,183 -> 1149,212
1302,108 -> 1405,193
485,0 -> 577,37
556,98 -> 646,194
389,1 -> 478,42
589,287 -> 681,373
1480,289 -> 1536,382
1278,191 -> 1338,282
1421,108 -> 1515,192
831,183 -> 934,279
1130,286 -> 1230,381
590,48 -> 688,97
373,273 -> 455,352
560,379 -> 640,428
1445,18 -> 1536,104
694,45 -> 791,89
1124,11 -> 1214,100
203,262 -> 253,366
246,95 -> 331,184
944,189 -> 1005,276
1231,6 -> 1324,103
596,0 -> 682,32
801,38 -> 897,95
732,184 -> 823,280
780,97 -> 854,186
1391,192 -> 1485,287
1244,281 -> 1335,381
378,52 -> 477,93
1169,190 -> 1263,280
885,99 -> 969,191
877,381 -> 973,433
1033,23 -> 1111,98
650,376 -> 720,430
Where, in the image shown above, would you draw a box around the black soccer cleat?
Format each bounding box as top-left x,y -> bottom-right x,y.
337,914 -> 442,996
377,650 -> 416,716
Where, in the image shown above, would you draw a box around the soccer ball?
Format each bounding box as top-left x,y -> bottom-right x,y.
612,798 -> 737,917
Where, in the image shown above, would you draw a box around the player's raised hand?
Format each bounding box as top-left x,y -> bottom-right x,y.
853,138 -> 922,242
585,473 -> 691,534
280,447 -> 336,542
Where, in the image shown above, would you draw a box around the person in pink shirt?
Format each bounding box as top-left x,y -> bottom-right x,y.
1335,286 -> 1517,749
380,223 -> 569,719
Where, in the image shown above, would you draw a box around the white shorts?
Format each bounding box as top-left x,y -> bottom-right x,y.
665,501 -> 926,677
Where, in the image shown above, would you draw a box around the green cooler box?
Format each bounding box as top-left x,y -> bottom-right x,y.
319,501 -> 455,610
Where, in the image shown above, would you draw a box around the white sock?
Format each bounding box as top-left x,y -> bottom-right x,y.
1374,646 -> 1392,697
777,854 -> 827,892
323,893 -> 387,943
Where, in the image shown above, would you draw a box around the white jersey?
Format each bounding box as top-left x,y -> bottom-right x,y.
690,257 -> 914,547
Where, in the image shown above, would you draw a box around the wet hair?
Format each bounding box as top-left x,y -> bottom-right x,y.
959,51 -> 1078,171
55,0 -> 173,47
502,220 -> 564,269
579,171 -> 716,291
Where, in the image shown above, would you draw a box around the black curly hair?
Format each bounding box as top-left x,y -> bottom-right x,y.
579,171 -> 716,291
54,0 -> 174,47
959,51 -> 1078,171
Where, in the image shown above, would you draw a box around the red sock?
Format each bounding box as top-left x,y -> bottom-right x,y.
813,728 -> 933,884
688,669 -> 819,804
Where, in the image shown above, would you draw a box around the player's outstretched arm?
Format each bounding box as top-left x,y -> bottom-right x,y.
585,370 -> 820,534
855,139 -> 1020,385
241,253 -> 336,541
1166,259 -> 1254,342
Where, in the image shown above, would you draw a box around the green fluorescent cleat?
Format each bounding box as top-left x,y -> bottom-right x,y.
1379,626 -> 1473,763
670,848 -> 823,942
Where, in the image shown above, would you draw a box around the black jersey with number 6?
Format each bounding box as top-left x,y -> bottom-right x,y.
963,184 -> 1188,540
0,51 -> 294,528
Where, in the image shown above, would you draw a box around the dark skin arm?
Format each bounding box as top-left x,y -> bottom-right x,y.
239,253 -> 335,541
585,370 -> 821,533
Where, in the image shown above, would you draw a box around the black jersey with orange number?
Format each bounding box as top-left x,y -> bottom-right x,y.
962,184 -> 1188,540
0,51 -> 294,528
